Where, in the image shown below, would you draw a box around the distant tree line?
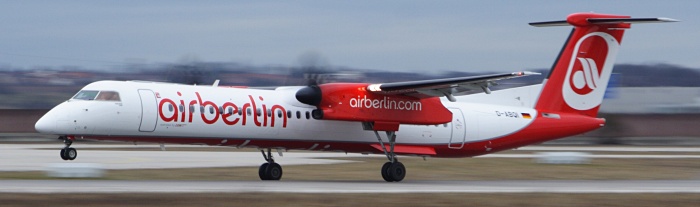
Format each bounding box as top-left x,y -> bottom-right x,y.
1,63 -> 700,109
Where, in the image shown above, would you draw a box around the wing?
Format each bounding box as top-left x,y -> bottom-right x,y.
366,71 -> 540,102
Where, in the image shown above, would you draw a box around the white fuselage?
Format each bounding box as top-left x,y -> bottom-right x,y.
36,81 -> 538,153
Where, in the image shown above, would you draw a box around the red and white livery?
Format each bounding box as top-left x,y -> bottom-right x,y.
35,13 -> 676,182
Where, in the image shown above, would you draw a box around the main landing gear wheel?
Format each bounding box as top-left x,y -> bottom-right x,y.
381,162 -> 391,181
258,148 -> 283,180
59,136 -> 77,161
381,161 -> 406,182
371,129 -> 407,182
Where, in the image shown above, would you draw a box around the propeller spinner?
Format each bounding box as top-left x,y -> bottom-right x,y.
295,85 -> 322,106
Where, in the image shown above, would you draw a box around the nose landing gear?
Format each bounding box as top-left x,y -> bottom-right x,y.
59,136 -> 77,161
258,148 -> 283,180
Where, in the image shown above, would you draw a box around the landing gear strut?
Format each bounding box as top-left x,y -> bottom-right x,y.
59,136 -> 77,161
374,130 -> 406,182
258,148 -> 282,180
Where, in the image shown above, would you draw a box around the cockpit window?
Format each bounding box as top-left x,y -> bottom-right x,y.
95,91 -> 121,101
72,90 -> 121,101
72,90 -> 99,100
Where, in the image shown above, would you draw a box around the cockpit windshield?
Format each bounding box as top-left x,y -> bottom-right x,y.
72,90 -> 99,100
72,90 -> 121,101
95,91 -> 121,101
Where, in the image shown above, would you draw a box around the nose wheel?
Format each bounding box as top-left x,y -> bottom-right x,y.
60,147 -> 77,160
258,148 -> 283,180
59,136 -> 77,161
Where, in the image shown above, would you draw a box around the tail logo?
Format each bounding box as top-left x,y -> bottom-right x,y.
571,57 -> 601,95
562,32 -> 619,110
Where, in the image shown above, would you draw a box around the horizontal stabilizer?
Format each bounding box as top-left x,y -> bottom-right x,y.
530,17 -> 679,27
528,20 -> 569,27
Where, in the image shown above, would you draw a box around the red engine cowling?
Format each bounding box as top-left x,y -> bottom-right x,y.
295,83 -> 452,125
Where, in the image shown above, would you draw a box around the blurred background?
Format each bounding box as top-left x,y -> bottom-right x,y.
1,3 -> 699,206
2,1 -> 700,145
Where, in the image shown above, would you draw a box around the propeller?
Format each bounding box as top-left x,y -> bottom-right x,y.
295,84 -> 322,106
295,72 -> 337,106
295,73 -> 326,119
294,70 -> 364,119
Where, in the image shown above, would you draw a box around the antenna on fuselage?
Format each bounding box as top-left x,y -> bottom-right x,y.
212,79 -> 220,87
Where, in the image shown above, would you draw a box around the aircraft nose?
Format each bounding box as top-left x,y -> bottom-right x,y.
34,111 -> 57,134
35,113 -> 57,134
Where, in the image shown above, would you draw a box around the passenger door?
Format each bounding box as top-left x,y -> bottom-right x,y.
138,89 -> 157,132
448,108 -> 466,149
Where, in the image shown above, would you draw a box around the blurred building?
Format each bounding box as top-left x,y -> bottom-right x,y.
601,87 -> 700,114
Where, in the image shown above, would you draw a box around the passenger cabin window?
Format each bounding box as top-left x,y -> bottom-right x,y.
72,90 -> 120,102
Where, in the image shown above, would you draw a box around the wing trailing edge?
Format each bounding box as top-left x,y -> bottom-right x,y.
367,71 -> 540,102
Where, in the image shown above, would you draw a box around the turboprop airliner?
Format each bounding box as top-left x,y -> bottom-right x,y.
35,13 -> 676,182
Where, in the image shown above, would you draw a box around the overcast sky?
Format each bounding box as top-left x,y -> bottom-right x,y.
1,1 -> 697,73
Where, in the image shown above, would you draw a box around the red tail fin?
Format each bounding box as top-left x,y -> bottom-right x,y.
532,13 -> 676,117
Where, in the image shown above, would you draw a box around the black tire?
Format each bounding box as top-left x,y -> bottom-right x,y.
60,148 -> 67,160
387,162 -> 406,182
266,163 -> 283,180
381,162 -> 392,182
259,163 -> 270,180
66,148 -> 77,160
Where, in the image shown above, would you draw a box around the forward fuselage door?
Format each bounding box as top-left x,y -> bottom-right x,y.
448,108 -> 466,149
138,89 -> 157,132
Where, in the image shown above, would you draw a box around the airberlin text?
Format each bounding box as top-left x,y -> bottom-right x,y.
349,95 -> 422,111
158,92 -> 287,128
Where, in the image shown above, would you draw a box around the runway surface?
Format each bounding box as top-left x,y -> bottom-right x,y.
1,180 -> 699,193
2,144 -> 700,171
0,144 -> 369,171
2,144 -> 699,194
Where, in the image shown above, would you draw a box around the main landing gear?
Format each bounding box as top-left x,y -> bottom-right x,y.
259,148 -> 283,180
59,136 -> 77,161
374,130 -> 406,182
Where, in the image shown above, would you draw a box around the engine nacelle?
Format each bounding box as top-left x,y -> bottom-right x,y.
296,83 -> 452,125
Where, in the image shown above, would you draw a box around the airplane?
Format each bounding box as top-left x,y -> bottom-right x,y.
35,13 -> 676,182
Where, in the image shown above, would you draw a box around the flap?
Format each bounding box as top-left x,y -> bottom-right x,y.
371,144 -> 437,155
